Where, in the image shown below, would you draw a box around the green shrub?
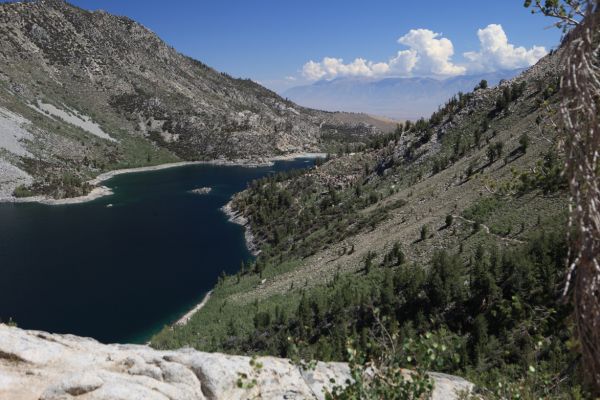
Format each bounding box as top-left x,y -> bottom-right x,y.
463,196 -> 502,224
475,79 -> 488,90
420,225 -> 429,241
445,214 -> 454,227
519,133 -> 530,153
13,185 -> 33,198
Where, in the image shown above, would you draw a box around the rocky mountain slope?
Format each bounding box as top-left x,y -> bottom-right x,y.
0,0 -> 393,199
180,48 -> 564,310
152,46 -> 576,396
0,324 -> 473,400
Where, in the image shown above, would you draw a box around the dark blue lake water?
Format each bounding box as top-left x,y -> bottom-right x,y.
0,158 -> 313,344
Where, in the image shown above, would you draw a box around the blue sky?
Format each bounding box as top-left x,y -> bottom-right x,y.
6,1 -> 562,91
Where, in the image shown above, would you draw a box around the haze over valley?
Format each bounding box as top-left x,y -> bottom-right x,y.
283,69 -> 523,119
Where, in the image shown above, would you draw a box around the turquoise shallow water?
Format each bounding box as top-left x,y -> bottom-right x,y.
0,158 -> 314,344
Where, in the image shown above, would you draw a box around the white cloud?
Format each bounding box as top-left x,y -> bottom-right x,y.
285,76 -> 297,81
387,50 -> 418,75
302,60 -> 327,80
463,24 -> 547,72
300,24 -> 546,81
395,29 -> 465,76
302,57 -> 389,80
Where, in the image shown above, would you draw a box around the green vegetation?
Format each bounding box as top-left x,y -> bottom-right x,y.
226,164 -> 407,262
445,214 -> 454,227
493,82 -> 527,115
519,133 -> 530,153
12,184 -> 33,198
475,79 -> 488,91
151,35 -> 590,396
486,142 -> 504,164
326,333 -> 445,399
420,225 -> 429,241
463,197 -> 502,225
154,220 -> 580,397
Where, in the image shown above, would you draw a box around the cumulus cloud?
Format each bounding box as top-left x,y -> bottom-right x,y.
302,57 -> 389,80
301,24 -> 546,81
463,24 -> 547,72
302,60 -> 327,80
394,29 -> 465,76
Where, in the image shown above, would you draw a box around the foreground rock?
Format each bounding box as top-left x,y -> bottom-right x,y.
0,325 -> 472,399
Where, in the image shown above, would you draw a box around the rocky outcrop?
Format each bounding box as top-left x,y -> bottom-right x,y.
222,201 -> 260,256
0,325 -> 472,399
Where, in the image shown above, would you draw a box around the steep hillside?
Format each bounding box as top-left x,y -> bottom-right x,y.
152,49 -> 582,397
0,0 -> 393,199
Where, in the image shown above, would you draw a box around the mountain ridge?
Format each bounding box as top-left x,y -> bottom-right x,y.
0,0 -> 393,199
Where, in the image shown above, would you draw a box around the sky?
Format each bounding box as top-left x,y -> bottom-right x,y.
5,0 -> 563,92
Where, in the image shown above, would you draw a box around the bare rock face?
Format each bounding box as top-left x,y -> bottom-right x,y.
0,325 -> 472,400
0,324 -> 344,400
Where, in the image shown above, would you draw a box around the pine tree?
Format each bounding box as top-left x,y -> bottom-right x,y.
445,214 -> 454,228
420,224 -> 429,241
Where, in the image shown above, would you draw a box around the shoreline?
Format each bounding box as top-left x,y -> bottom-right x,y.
0,186 -> 115,206
0,152 -> 325,206
4,152 -> 317,337
174,290 -> 213,326
172,176 -> 266,330
221,201 -> 260,257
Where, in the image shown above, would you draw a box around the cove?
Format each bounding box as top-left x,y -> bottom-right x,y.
0,158 -> 315,344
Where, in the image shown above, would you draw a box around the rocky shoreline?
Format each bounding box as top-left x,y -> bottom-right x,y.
0,185 -> 114,206
0,152 -> 325,206
174,290 -> 213,326
221,201 -> 260,256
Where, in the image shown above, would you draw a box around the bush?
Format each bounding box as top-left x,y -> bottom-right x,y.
253,311 -> 271,329
475,79 -> 488,90
462,196 -> 502,224
445,214 -> 453,227
519,133 -> 530,153
368,192 -> 379,204
420,225 -> 429,241
487,141 -> 504,164
383,242 -> 405,266
13,185 -> 33,198
466,160 -> 478,178
364,251 -> 377,274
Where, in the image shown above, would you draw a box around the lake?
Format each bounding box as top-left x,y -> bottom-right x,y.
0,158 -> 314,344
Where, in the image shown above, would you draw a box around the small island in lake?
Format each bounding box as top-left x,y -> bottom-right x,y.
189,187 -> 212,195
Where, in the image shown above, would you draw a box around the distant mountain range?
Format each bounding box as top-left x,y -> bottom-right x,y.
283,70 -> 524,120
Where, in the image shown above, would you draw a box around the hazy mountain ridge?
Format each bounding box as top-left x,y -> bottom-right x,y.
0,0 -> 392,199
284,69 -> 524,119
